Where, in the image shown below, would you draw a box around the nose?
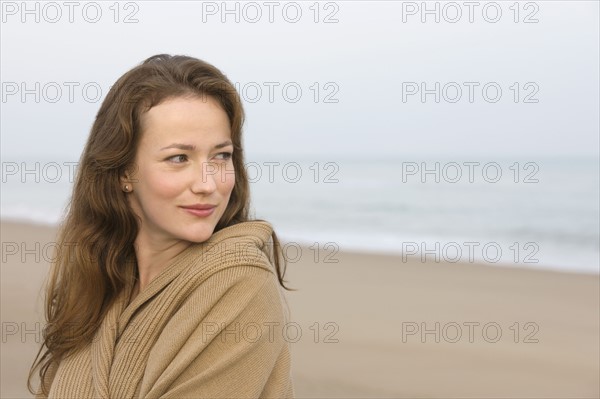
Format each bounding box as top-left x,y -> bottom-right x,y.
190,160 -> 218,194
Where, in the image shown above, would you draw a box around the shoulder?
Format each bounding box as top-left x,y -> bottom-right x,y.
210,220 -> 274,244
157,219 -> 287,330
141,253 -> 290,397
164,220 -> 283,312
159,235 -> 288,352
183,220 -> 277,277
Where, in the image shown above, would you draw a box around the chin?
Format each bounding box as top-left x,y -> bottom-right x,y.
182,227 -> 215,244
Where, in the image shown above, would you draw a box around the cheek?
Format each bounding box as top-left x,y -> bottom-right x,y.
219,167 -> 236,196
141,169 -> 183,202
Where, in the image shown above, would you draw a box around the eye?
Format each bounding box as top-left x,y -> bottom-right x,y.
166,154 -> 188,163
216,152 -> 233,161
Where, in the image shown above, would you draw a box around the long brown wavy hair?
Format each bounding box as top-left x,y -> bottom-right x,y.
28,54 -> 293,396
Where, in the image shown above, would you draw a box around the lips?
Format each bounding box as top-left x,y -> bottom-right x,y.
180,204 -> 216,218
180,204 -> 216,210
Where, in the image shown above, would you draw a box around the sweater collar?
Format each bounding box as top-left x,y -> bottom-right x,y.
116,220 -> 274,339
90,220 -> 274,398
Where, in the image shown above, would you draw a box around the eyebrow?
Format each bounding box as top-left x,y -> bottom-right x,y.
160,140 -> 233,151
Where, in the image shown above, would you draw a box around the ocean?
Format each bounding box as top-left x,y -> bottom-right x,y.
2,155 -> 598,274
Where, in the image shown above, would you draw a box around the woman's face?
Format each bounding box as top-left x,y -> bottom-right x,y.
123,95 -> 235,245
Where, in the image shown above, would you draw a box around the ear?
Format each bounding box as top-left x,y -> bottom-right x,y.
120,168 -> 136,193
120,170 -> 131,185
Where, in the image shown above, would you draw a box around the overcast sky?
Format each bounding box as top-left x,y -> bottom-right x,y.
1,1 -> 598,160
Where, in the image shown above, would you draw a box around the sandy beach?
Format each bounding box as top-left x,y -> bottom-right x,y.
1,220 -> 598,398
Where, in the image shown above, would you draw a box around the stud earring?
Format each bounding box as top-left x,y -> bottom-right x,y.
124,185 -> 130,192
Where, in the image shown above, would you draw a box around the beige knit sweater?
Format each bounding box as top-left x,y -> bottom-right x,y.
36,221 -> 294,398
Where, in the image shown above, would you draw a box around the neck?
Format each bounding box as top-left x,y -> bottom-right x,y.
132,231 -> 191,292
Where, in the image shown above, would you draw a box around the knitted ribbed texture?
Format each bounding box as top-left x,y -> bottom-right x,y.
37,221 -> 294,398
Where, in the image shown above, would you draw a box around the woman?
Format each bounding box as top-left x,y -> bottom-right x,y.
28,54 -> 295,398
